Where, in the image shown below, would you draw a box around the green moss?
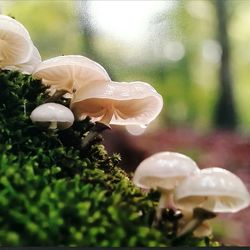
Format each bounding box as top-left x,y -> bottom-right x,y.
0,70 -> 219,246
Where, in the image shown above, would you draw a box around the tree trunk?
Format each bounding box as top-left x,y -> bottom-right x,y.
214,0 -> 237,129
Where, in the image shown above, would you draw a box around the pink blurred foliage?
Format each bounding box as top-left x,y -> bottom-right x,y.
103,126 -> 250,245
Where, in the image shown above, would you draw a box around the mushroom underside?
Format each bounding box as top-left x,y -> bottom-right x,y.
34,121 -> 73,130
135,176 -> 186,190
0,32 -> 31,65
71,97 -> 159,125
176,195 -> 246,212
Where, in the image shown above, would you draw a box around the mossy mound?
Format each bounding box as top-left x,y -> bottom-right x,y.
0,70 -> 219,246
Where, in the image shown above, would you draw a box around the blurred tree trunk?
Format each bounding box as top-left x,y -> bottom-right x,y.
79,1 -> 96,59
214,0 -> 237,129
78,1 -> 116,80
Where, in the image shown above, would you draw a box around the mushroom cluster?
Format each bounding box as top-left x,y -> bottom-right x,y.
30,46 -> 163,142
133,151 -> 250,239
0,15 -> 163,140
33,56 -> 163,129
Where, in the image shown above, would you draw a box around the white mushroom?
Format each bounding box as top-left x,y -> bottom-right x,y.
30,103 -> 74,130
174,167 -> 250,238
133,152 -> 200,222
70,81 -> 163,127
32,55 -> 111,93
174,167 -> 250,213
4,45 -> 41,74
0,15 -> 33,68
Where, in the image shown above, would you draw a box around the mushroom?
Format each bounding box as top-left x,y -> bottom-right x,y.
32,55 -> 111,93
0,15 -> 34,68
132,152 -> 200,224
70,81 -> 163,127
174,167 -> 250,238
30,103 -> 74,130
4,45 -> 41,74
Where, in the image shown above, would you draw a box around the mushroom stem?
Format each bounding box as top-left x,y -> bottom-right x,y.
176,207 -> 216,239
49,121 -> 58,130
153,190 -> 174,226
193,221 -> 212,238
81,121 -> 111,150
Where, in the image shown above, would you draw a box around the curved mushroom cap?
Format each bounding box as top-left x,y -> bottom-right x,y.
0,15 -> 33,67
32,55 -> 111,93
70,81 -> 163,126
30,103 -> 74,130
133,152 -> 200,190
4,45 -> 41,74
174,167 -> 250,213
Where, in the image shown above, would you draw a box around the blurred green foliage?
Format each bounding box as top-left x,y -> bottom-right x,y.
0,70 -> 220,246
2,1 -> 82,58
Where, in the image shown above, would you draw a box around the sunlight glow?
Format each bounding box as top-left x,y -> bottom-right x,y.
89,1 -> 169,43
202,39 -> 222,64
164,41 -> 185,61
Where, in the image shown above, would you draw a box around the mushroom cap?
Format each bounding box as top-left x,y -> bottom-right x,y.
4,44 -> 41,74
32,55 -> 111,93
70,81 -> 163,126
0,15 -> 33,67
174,167 -> 250,213
132,151 -> 200,190
30,103 -> 74,130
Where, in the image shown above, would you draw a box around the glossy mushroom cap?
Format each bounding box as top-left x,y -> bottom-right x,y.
33,55 -> 111,93
0,15 -> 33,67
30,103 -> 74,130
133,152 -> 200,190
174,167 -> 250,213
70,81 -> 163,127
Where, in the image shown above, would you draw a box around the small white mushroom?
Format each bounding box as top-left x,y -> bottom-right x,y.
30,103 -> 74,130
70,81 -> 163,127
174,167 -> 250,213
133,152 -> 200,223
174,167 -> 250,238
32,55 -> 111,93
0,15 -> 33,68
